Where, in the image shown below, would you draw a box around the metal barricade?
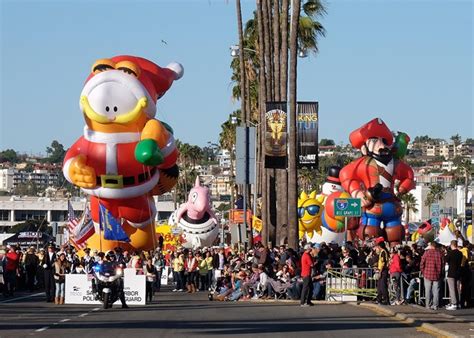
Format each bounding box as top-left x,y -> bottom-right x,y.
416,275 -> 451,306
325,267 -> 378,301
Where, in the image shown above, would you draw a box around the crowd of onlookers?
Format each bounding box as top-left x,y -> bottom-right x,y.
1,235 -> 473,311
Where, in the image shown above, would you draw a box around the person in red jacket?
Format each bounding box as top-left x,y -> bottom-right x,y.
300,244 -> 315,306
5,246 -> 20,297
389,247 -> 403,305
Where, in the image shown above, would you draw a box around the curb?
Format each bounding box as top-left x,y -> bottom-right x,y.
248,299 -> 343,305
352,302 -> 463,338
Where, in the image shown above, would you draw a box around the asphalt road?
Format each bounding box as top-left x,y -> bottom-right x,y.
0,289 -> 433,338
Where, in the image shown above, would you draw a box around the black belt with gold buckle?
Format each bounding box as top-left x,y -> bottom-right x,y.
97,167 -> 157,188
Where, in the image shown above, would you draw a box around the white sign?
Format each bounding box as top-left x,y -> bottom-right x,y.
18,232 -> 42,238
65,268 -> 146,305
160,266 -> 168,286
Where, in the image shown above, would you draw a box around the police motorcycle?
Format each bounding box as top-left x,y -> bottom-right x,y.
91,251 -> 126,309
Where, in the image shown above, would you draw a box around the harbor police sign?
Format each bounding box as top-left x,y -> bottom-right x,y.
65,269 -> 145,305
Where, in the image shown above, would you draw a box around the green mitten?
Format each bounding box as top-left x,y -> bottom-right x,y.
135,139 -> 164,166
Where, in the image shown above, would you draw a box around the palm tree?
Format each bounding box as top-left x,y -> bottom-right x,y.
425,184 -> 445,207
236,0 -> 247,125
287,0 -> 302,249
177,141 -> 192,194
450,134 -> 462,147
299,0 -> 327,55
298,167 -> 316,192
400,193 -> 419,226
188,145 -> 203,169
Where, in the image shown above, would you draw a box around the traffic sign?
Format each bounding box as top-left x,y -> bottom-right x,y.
430,203 -> 440,229
334,198 -> 362,217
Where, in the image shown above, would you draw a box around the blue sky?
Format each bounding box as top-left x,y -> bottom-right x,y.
0,0 -> 472,155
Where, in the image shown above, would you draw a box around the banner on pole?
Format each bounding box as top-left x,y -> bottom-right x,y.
264,102 -> 287,169
297,102 -> 319,169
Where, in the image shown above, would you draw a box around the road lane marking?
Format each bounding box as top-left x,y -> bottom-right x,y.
60,319 -> 71,323
0,292 -> 43,303
92,307 -> 100,311
35,327 -> 49,332
79,313 -> 88,317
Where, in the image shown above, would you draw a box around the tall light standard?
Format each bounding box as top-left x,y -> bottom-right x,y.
230,44 -> 256,248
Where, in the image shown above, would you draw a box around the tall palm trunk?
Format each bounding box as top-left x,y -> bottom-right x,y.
273,0 -> 287,245
280,0 -> 289,98
256,0 -> 269,244
277,0 -> 289,245
236,0 -> 247,124
262,0 -> 277,246
287,0 -> 301,249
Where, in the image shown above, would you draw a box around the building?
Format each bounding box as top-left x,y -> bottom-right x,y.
0,195 -> 175,232
201,175 -> 232,201
0,169 -> 14,192
319,145 -> 336,157
0,168 -> 61,192
217,149 -> 231,169
414,172 -> 454,189
408,185 -> 471,223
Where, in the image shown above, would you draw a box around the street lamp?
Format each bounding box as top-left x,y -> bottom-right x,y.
298,48 -> 308,58
230,45 -> 257,58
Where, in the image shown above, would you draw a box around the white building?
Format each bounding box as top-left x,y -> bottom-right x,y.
0,195 -> 175,232
0,169 -> 14,192
217,149 -> 231,169
0,168 -> 60,191
407,184 -> 472,223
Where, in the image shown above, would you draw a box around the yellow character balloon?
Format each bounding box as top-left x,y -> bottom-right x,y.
298,191 -> 324,239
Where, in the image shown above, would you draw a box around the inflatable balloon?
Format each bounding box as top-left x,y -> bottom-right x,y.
436,218 -> 457,245
63,55 -> 183,252
339,118 -> 415,245
298,191 -> 324,239
467,224 -> 472,239
168,176 -> 219,249
411,219 -> 435,243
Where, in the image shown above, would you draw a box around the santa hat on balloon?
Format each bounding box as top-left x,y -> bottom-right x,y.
349,118 -> 393,149
81,55 -> 184,119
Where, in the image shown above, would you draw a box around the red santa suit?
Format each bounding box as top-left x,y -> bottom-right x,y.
63,55 -> 182,232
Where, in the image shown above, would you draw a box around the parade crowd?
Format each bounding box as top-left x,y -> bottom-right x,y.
0,235 -> 473,311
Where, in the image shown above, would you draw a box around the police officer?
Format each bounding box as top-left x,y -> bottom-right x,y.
103,250 -> 128,309
43,243 -> 57,302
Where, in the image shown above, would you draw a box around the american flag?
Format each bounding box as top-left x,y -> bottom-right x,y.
73,205 -> 95,244
67,200 -> 86,250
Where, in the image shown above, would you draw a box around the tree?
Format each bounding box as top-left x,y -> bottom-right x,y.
299,0 -> 326,55
452,156 -> 473,211
298,167 -> 318,192
287,0 -> 302,249
425,184 -> 445,207
465,138 -> 474,145
400,193 -> 418,225
13,181 -> 40,196
319,139 -> 335,146
0,149 -> 18,163
8,219 -> 51,235
450,134 -> 462,146
45,140 -> 66,163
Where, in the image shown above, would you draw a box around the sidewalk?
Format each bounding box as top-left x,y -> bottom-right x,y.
354,302 -> 474,338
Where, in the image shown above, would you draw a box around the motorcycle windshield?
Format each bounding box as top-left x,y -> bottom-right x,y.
101,262 -> 116,276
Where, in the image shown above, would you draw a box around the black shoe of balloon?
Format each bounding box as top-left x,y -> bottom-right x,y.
122,304 -> 129,309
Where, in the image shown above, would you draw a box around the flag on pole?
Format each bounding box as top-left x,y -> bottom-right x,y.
99,204 -> 130,242
68,200 -> 86,250
73,206 -> 95,244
